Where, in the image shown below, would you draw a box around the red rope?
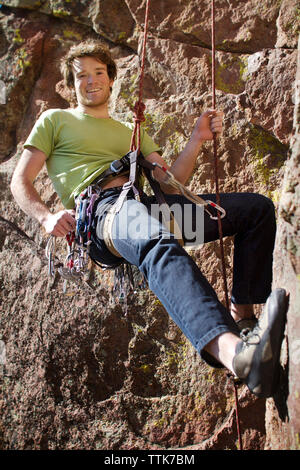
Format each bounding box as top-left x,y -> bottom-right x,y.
211,0 -> 229,314
130,0 -> 151,152
211,0 -> 243,451
233,378 -> 243,450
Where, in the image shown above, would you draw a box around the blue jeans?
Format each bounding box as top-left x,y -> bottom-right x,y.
90,188 -> 276,361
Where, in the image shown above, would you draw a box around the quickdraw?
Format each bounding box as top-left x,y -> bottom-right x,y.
148,161 -> 226,220
45,185 -> 101,292
45,230 -> 89,292
45,234 -> 57,277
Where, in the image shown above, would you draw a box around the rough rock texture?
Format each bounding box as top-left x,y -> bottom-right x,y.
265,36 -> 300,451
0,0 -> 299,450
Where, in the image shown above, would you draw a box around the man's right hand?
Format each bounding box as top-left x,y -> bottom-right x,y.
10,147 -> 77,238
42,210 -> 76,237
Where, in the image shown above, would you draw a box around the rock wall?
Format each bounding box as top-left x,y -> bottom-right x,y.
265,35 -> 300,451
0,0 -> 298,450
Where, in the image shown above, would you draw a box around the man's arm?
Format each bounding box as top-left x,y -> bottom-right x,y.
10,146 -> 76,237
145,110 -> 223,191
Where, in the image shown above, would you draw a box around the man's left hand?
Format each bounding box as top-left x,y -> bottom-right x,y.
193,109 -> 224,142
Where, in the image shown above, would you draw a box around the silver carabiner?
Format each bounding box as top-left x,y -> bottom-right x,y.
205,200 -> 226,220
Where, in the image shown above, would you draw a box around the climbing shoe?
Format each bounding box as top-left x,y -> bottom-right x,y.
232,288 -> 289,398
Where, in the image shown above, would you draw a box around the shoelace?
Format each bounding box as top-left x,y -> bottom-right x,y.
240,327 -> 261,345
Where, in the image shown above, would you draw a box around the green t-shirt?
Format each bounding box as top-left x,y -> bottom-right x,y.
24,108 -> 160,209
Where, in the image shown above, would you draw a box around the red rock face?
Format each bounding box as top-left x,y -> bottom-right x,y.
266,35 -> 300,451
0,0 -> 298,450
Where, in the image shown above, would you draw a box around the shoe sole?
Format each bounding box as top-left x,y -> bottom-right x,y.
246,288 -> 289,398
233,289 -> 289,398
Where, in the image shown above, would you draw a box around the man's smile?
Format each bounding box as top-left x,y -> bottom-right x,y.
86,88 -> 101,94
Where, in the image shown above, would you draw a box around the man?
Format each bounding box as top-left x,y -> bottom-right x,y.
11,40 -> 288,398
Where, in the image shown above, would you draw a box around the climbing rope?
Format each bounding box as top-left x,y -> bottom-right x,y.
211,0 -> 230,314
129,0 -> 150,153
211,0 -> 243,451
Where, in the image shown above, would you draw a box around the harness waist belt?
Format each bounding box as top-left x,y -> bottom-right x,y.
91,152 -> 132,187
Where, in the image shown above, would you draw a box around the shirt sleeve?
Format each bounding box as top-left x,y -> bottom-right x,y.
23,110 -> 55,158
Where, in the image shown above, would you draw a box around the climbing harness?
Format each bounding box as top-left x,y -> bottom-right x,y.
45,144 -> 226,293
45,0 -> 227,290
45,144 -> 226,290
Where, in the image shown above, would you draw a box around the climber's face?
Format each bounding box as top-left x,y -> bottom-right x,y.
72,56 -> 114,108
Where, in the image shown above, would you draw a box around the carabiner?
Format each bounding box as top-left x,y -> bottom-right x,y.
205,200 -> 226,220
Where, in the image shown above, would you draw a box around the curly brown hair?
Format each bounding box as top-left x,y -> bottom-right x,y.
60,40 -> 117,89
